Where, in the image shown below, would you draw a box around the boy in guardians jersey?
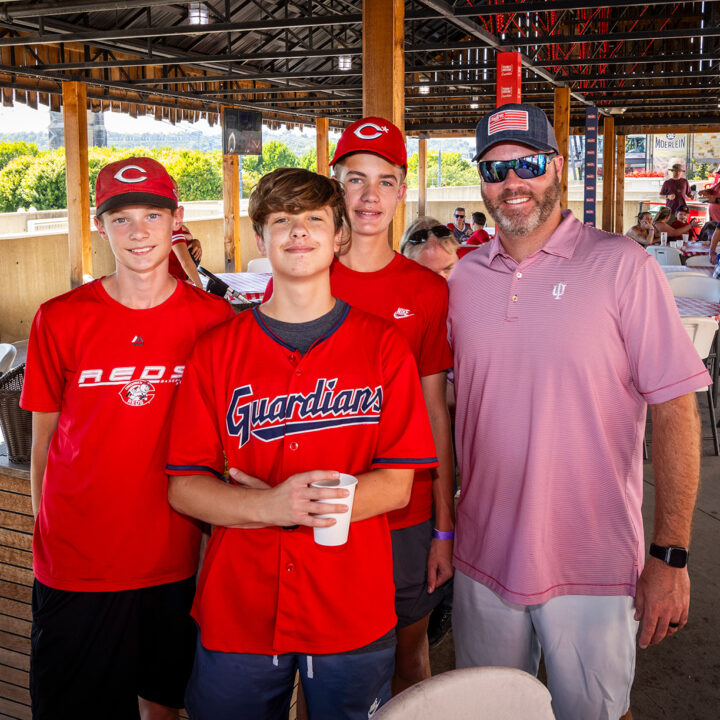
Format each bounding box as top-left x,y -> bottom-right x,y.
20,157 -> 234,720
166,167 -> 438,720
266,118 -> 456,691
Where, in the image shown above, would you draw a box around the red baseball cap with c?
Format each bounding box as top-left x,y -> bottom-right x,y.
330,117 -> 407,170
95,157 -> 178,216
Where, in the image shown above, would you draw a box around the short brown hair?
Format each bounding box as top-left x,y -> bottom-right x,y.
249,167 -> 349,239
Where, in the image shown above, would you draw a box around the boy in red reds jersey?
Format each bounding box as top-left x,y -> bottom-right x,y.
20,157 -> 235,720
262,118 -> 455,693
166,167 -> 438,720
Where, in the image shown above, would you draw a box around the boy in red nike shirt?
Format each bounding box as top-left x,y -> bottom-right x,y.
21,157 -> 234,720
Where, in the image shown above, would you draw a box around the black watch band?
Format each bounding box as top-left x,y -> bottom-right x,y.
649,543 -> 689,568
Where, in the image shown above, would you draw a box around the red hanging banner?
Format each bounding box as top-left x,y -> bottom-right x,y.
496,52 -> 522,106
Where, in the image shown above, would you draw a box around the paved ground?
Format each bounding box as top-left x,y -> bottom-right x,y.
430,402 -> 720,719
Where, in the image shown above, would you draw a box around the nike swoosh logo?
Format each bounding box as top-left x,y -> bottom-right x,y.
393,309 -> 414,319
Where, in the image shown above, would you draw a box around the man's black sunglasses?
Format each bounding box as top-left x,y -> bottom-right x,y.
478,152 -> 557,184
405,225 -> 452,246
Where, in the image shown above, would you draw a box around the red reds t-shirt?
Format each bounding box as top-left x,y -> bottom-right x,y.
167,307 -> 438,654
21,279 -> 234,592
264,254 -> 453,529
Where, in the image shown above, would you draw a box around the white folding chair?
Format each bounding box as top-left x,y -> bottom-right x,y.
667,275 -> 720,302
664,271 -> 710,283
0,343 -> 17,374
246,257 -> 273,273
681,316 -> 719,455
646,245 -> 682,265
374,667 -> 556,720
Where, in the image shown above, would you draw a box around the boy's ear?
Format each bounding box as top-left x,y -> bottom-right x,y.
172,206 -> 185,231
94,214 -> 107,239
397,181 -> 408,202
255,232 -> 267,256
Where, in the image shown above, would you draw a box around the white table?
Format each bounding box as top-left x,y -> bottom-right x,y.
675,296 -> 720,322
659,265 -> 712,276
200,271 -> 271,303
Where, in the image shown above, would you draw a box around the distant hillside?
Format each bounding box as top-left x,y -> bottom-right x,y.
0,128 -> 475,157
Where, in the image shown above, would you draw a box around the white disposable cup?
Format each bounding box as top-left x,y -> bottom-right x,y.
670,241 -> 677,248
310,474 -> 357,546
660,232 -> 668,246
682,234 -> 689,243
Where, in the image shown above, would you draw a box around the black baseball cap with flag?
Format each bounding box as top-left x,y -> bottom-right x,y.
473,103 -> 559,162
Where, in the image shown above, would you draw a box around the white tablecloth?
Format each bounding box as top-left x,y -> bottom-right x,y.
201,272 -> 271,302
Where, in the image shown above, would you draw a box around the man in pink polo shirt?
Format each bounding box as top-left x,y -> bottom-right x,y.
448,103 -> 711,720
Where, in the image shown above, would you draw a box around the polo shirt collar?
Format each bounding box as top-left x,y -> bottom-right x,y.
488,210 -> 583,264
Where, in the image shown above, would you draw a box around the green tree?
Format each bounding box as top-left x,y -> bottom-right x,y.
299,147 -> 317,172
0,141 -> 38,172
406,151 -> 478,188
162,150 -> 223,201
19,149 -> 67,210
0,155 -> 36,211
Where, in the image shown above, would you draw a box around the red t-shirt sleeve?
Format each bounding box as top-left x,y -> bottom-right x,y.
20,305 -> 66,412
417,279 -> 453,377
372,327 -> 438,470
167,335 -> 227,478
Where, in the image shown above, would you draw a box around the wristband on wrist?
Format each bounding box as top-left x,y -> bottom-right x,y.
432,528 -> 455,540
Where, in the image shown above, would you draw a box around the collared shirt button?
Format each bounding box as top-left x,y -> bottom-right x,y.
289,441 -> 299,451
511,294 -> 519,302
295,369 -> 302,376
286,562 -> 295,572
516,272 -> 523,279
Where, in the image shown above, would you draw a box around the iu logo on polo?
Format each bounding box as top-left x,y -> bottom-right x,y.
552,283 -> 567,300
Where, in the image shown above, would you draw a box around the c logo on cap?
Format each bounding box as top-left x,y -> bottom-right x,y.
353,122 -> 389,141
114,165 -> 147,184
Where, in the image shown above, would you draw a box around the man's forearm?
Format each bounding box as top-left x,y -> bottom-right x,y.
649,393 -> 701,546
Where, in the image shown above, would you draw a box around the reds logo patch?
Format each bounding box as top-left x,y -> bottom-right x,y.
114,164 -> 148,183
353,122 -> 389,141
226,378 -> 383,448
120,379 -> 156,406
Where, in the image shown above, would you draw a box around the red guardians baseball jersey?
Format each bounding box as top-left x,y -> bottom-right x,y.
263,254 -> 453,530
21,279 -> 234,592
166,305 -> 438,655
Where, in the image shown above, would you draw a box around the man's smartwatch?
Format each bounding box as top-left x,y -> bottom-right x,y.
649,543 -> 689,568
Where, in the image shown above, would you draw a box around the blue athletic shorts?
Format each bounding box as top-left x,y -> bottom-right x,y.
185,637 -> 395,720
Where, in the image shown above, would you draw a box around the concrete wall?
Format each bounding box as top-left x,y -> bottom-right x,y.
405,178 -> 665,234
0,215 -> 263,343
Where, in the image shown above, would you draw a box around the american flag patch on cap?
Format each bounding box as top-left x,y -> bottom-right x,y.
488,110 -> 529,135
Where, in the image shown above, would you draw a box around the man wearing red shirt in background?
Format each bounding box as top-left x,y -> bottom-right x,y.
466,211 -> 491,245
447,206 -> 472,242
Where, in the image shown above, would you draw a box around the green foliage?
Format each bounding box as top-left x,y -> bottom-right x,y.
299,147 -> 317,172
0,141 -> 38,172
161,150 -> 223,201
19,149 -> 67,210
690,163 -> 713,181
406,151 -> 479,189
0,155 -> 36,212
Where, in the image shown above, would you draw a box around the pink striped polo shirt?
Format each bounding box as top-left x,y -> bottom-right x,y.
448,211 -> 711,605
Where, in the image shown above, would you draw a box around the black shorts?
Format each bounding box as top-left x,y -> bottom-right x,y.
391,519 -> 445,628
30,576 -> 197,720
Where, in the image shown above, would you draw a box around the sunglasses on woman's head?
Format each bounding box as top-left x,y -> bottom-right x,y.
478,152 -> 557,184
406,225 -> 452,245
